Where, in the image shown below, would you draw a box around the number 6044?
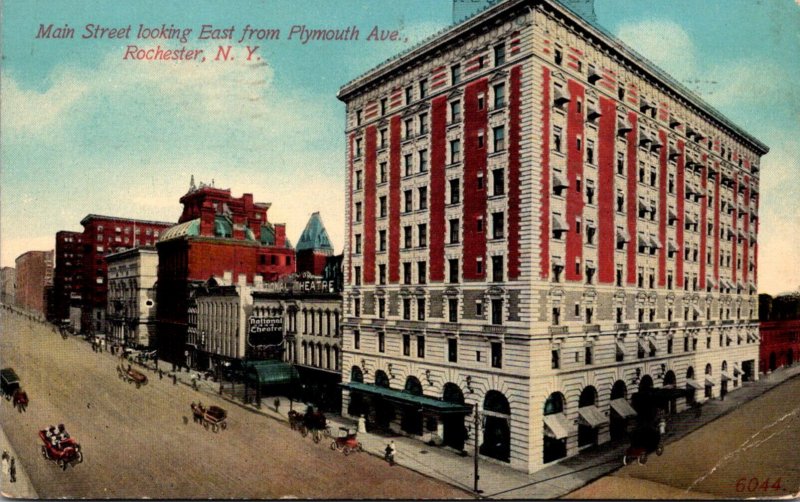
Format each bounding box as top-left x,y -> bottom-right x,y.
735,477 -> 783,492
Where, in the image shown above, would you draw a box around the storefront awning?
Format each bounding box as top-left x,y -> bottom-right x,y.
704,377 -> 715,387
244,360 -> 299,386
341,382 -> 472,414
578,405 -> 607,428
610,398 -> 637,418
686,379 -> 703,390
616,340 -> 626,355
543,413 -> 571,440
721,371 -> 731,382
552,214 -> 568,232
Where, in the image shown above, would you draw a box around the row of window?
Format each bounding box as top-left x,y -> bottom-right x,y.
352,329 -> 504,367
550,47 -> 759,174
354,43 -> 508,126
352,295 -> 505,325
550,302 -> 753,327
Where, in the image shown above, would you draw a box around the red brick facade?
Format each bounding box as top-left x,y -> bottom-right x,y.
759,320 -> 800,373
53,231 -> 84,321
14,250 -> 54,315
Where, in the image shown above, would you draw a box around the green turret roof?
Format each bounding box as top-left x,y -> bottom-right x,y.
296,212 -> 333,252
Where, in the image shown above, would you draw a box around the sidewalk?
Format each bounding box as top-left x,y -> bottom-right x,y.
0,423 -> 38,499
127,352 -> 800,499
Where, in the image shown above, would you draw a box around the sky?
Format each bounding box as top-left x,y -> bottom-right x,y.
1,0 -> 798,295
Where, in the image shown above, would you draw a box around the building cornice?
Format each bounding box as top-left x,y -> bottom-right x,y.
337,0 -> 768,155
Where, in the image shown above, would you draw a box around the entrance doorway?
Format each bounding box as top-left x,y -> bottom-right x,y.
663,370 -> 677,415
401,376 -> 423,435
442,383 -> 466,451
578,386 -> 599,448
609,380 -> 628,442
480,391 -> 510,462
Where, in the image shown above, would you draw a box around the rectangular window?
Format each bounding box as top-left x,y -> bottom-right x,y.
450,178 -> 460,204
449,219 -> 460,244
403,334 -> 410,356
378,331 -> 385,353
378,263 -> 386,284
355,138 -> 363,157
586,139 -> 594,164
378,297 -> 386,318
379,196 -> 387,218
448,338 -> 458,362
417,335 -> 426,358
355,170 -> 363,190
450,139 -> 461,164
380,98 -> 387,116
405,86 -> 413,105
491,342 -> 503,368
417,298 -> 426,321
356,109 -> 363,126
419,79 -> 428,99
417,261 -> 427,284
354,266 -> 361,286
418,224 -> 427,248
404,154 -> 413,176
378,230 -> 386,251
403,226 -> 412,248
404,190 -> 412,212
379,128 -> 387,148
551,349 -> 560,369
493,168 -> 505,196
419,149 -> 428,172
450,101 -> 461,122
355,234 -> 362,254
418,187 -> 428,210
554,126 -> 563,153
494,44 -> 506,66
552,307 -> 560,325
419,113 -> 428,135
617,152 -> 625,175
379,162 -> 387,183
448,298 -> 458,322
492,212 -> 504,239
491,298 -> 503,325
403,262 -> 412,285
448,258 -> 459,283
404,119 -> 414,140
354,298 -> 361,317
403,298 -> 411,319
492,255 -> 503,283
493,83 -> 505,109
493,126 -> 505,151
451,64 -> 461,85
355,202 -> 362,222
585,345 -> 593,365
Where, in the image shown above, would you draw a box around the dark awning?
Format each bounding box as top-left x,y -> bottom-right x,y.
244,360 -> 299,386
341,382 -> 472,414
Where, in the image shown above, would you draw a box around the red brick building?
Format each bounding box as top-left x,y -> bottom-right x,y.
760,320 -> 800,373
52,231 -> 84,323
78,215 -> 175,334
156,183 -> 296,365
14,250 -> 54,315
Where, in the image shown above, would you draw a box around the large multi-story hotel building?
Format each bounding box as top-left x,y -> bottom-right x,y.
338,0 -> 768,473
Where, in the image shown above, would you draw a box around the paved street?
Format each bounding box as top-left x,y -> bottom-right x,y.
565,372 -> 800,499
0,311 -> 471,499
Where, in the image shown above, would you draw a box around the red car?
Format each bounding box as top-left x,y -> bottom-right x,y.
39,429 -> 83,470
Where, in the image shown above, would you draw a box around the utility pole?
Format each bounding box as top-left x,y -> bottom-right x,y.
473,402 -> 482,494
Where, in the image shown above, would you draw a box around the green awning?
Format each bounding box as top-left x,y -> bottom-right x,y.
341,382 -> 472,415
244,361 -> 298,386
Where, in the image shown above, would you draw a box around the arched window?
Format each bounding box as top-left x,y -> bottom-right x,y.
481,390 -> 511,463
350,365 -> 363,383
375,370 -> 390,388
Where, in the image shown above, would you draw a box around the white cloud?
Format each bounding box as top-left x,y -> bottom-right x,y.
615,20 -> 697,80
0,70 -> 89,138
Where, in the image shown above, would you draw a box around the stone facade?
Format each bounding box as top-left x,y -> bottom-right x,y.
105,247 -> 159,349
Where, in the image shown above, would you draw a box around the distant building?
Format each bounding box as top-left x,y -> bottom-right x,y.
75,215 -> 174,335
296,212 -> 335,276
14,250 -> 54,315
106,247 -> 159,349
157,182 -> 295,366
759,292 -> 800,373
53,231 -> 84,322
0,267 -> 15,305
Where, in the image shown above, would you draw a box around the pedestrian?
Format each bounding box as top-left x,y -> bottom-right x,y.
173,374 -> 177,385
274,397 -> 281,413
159,369 -> 163,380
9,457 -> 15,483
658,417 -> 666,436
1,453 -> 8,479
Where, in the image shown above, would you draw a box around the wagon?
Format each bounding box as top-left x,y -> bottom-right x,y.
191,402 -> 228,432
13,389 -> 28,412
623,426 -> 663,465
117,364 -> 148,388
1,368 -> 20,400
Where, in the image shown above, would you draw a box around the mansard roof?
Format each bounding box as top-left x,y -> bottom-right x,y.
296,212 -> 333,253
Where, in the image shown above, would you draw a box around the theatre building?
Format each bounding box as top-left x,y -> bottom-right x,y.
338,0 -> 767,473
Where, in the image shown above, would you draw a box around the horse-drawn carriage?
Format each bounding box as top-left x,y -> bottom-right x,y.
623,425 -> 664,465
117,364 -> 148,388
288,409 -> 330,443
1,367 -> 28,411
39,428 -> 83,470
191,402 -> 228,432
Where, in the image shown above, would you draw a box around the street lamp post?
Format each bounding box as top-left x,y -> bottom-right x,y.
473,402 -> 482,494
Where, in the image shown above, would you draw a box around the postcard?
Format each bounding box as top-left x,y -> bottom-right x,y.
1,0 -> 799,499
